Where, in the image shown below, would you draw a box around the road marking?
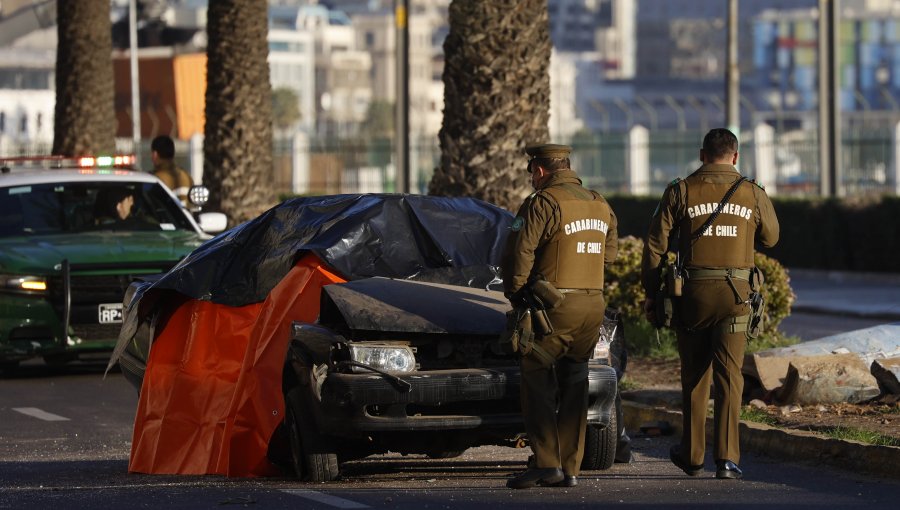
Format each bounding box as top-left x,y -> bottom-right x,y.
12,407 -> 70,421
281,489 -> 370,509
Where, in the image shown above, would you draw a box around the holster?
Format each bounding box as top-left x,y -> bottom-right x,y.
652,288 -> 675,329
498,307 -> 534,355
529,279 -> 565,310
746,267 -> 766,339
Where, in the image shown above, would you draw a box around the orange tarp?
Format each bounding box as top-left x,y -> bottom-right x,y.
129,254 -> 345,476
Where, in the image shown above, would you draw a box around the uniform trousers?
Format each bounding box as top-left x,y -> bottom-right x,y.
520,293 -> 605,476
675,278 -> 751,465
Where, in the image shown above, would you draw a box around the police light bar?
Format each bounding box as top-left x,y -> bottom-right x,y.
0,154 -> 137,172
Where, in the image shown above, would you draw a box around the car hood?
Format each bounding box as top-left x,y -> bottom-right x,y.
321,277 -> 510,336
0,231 -> 206,274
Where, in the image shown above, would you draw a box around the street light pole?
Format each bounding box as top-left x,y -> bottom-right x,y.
818,0 -> 841,197
726,0 -> 739,135
128,0 -> 141,157
394,0 -> 410,193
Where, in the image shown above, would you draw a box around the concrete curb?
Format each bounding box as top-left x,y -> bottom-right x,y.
622,400 -> 900,481
790,303 -> 900,322
788,268 -> 900,286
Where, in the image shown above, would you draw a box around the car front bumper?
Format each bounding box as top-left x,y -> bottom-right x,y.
313,362 -> 617,434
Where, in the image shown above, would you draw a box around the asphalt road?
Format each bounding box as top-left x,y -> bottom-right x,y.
777,311 -> 886,342
2,360 -> 900,509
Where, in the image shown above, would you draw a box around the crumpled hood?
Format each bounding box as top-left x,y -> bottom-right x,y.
321,277 -> 510,335
0,231 -> 206,274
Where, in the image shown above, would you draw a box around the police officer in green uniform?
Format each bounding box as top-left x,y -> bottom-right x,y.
502,144 -> 618,489
640,128 -> 779,480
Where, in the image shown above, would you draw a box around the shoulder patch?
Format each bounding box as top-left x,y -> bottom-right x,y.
667,177 -> 682,188
510,216 -> 525,232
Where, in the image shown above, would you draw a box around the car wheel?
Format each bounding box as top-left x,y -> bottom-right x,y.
581,409 -> 617,471
284,388 -> 340,482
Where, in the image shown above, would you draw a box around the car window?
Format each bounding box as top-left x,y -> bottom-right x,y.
0,181 -> 195,237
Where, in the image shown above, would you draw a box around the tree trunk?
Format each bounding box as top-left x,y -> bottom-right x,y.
52,0 -> 116,156
429,0 -> 552,211
204,0 -> 274,226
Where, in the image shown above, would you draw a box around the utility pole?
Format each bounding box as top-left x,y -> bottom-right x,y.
818,0 -> 841,197
129,0 -> 141,157
726,0 -> 740,135
394,0 -> 410,193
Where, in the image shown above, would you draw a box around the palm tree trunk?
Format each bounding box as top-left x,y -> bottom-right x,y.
203,0 -> 275,226
429,0 -> 552,211
52,0 -> 116,156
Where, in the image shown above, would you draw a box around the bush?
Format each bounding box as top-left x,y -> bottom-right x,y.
605,236 -> 796,357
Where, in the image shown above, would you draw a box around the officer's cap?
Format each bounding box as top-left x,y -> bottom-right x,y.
525,144 -> 571,159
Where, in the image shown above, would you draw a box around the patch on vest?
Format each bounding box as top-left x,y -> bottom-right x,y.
511,216 -> 525,232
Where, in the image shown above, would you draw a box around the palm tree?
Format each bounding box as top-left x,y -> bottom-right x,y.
428,0 -> 552,211
203,0 -> 274,225
52,0 -> 116,156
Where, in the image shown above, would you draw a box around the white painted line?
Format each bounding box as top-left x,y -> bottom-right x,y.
12,407 -> 70,422
281,489 -> 370,509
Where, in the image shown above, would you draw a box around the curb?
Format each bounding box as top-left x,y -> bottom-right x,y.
622,400 -> 900,481
788,268 -> 900,286
790,303 -> 900,322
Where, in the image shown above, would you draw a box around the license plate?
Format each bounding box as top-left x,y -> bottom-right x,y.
98,303 -> 123,324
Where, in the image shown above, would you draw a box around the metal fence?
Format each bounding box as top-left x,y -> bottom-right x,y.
3,124 -> 898,199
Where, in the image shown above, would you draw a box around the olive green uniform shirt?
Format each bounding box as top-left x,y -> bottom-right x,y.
640,163 -> 779,297
502,170 -> 618,295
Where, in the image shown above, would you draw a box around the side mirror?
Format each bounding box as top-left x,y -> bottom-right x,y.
188,185 -> 211,207
198,212 -> 228,234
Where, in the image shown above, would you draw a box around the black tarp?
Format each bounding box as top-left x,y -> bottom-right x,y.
110,194 -> 513,370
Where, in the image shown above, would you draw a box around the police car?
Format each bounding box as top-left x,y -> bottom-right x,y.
0,155 -> 227,370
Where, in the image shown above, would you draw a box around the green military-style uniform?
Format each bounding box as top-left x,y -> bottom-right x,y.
153,159 -> 194,206
641,162 -> 779,467
502,145 -> 618,478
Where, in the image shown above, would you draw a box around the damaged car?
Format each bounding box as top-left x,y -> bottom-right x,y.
110,194 -> 618,480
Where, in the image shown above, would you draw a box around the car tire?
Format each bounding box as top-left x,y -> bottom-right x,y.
581,409 -> 617,471
284,388 -> 340,482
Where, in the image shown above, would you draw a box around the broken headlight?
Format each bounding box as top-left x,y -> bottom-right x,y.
348,344 -> 416,373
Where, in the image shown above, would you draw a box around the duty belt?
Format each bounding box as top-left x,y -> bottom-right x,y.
557,288 -> 602,295
685,268 -> 753,305
684,268 -> 751,281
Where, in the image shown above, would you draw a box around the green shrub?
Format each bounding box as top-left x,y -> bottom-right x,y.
605,236 -> 797,357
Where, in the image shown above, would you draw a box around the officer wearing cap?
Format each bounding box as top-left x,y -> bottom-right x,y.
501,143 -> 618,489
640,128 -> 779,480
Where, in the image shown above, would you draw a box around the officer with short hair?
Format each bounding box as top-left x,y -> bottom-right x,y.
502,143 -> 618,489
640,128 -> 779,480
151,135 -> 194,206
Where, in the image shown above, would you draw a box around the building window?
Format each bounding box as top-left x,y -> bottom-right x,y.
20,114 -> 28,134
0,112 -> 5,133
365,32 -> 375,48
36,113 -> 42,132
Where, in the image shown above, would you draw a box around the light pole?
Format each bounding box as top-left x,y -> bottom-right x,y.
726,0 -> 739,135
128,0 -> 141,157
394,0 -> 410,193
818,0 -> 841,197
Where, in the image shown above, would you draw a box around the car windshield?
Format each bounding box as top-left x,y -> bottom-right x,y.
0,181 -> 195,237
